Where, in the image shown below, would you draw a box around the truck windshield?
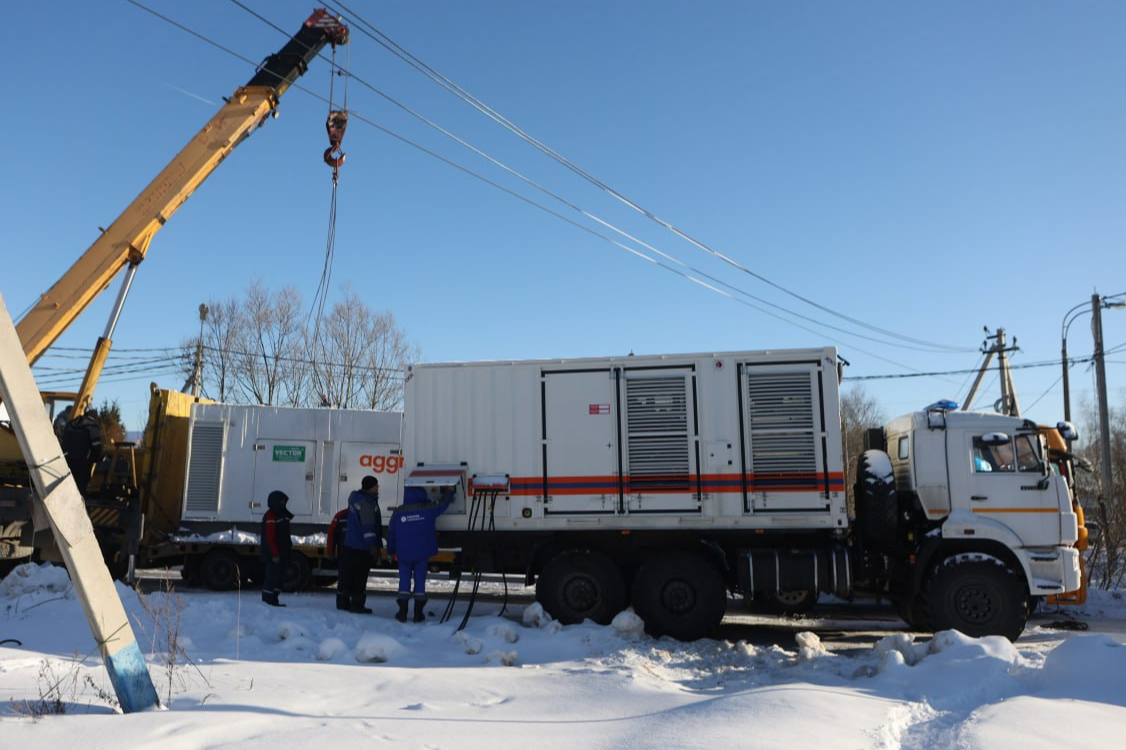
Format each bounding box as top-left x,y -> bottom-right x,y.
1014,435 -> 1043,472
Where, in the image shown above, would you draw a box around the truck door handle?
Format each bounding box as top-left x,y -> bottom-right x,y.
971,495 -> 988,501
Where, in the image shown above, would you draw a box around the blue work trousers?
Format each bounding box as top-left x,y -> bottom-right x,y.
397,560 -> 428,599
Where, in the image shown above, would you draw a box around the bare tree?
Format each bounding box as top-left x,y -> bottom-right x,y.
308,289 -> 372,408
359,311 -> 417,412
186,281 -> 414,410
200,297 -> 242,403
231,282 -> 303,406
840,385 -> 887,511
1076,393 -> 1126,589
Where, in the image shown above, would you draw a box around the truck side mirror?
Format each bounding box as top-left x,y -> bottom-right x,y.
1056,421 -> 1079,441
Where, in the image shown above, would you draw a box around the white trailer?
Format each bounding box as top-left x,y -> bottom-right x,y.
404,347 -> 1083,641
152,401 -> 403,590
181,401 -> 403,528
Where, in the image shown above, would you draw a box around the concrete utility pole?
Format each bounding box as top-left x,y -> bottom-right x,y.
0,292 -> 158,713
1091,294 -> 1115,510
962,327 -> 1021,416
185,302 -> 208,397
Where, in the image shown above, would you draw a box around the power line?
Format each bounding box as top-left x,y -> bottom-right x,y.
204,2 -> 964,371
128,0 -> 969,373
327,0 -> 974,355
851,356 -> 1094,381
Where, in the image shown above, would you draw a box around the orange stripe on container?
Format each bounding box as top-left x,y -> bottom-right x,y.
971,507 -> 1060,514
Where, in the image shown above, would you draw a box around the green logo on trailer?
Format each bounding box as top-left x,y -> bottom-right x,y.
272,445 -> 306,462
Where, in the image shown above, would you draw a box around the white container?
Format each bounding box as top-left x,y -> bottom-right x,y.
181,402 -> 403,528
404,347 -> 846,533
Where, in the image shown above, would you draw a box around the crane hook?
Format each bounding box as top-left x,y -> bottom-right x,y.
324,110 -> 348,173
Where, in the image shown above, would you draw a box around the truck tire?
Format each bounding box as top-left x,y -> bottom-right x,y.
282,554 -> 313,592
535,549 -> 627,625
855,450 -> 897,547
631,552 -> 727,640
199,549 -> 243,591
924,553 -> 1027,641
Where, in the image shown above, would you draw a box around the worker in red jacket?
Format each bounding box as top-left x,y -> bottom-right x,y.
259,490 -> 293,607
327,506 -> 350,610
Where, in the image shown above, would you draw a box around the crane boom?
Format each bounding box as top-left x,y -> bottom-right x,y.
16,8 -> 348,367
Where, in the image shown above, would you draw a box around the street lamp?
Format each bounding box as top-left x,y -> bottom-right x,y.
1061,293 -> 1126,425
1061,292 -> 1125,507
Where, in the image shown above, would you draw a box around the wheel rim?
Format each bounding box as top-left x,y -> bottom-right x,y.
954,584 -> 995,624
775,590 -> 810,606
204,554 -> 239,589
562,575 -> 598,614
659,578 -> 697,615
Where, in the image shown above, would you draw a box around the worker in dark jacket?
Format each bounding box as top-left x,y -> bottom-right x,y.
259,490 -> 293,607
340,476 -> 382,614
387,486 -> 453,622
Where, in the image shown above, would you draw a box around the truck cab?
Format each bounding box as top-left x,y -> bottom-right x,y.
878,405 -> 1082,636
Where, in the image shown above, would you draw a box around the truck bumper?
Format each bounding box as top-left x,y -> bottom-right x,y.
1025,546 -> 1082,596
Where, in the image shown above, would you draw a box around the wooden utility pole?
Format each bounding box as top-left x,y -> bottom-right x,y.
0,292 -> 158,713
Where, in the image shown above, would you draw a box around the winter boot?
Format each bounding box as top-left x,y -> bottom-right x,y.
335,593 -> 349,611
395,598 -> 409,623
413,598 -> 427,623
262,592 -> 285,608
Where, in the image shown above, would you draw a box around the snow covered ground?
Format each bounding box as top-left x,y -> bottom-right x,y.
2,562 -> 1125,749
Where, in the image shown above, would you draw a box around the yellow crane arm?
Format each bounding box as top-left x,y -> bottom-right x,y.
16,8 -> 349,367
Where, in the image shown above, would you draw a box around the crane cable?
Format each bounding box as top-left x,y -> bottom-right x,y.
310,33 -> 350,404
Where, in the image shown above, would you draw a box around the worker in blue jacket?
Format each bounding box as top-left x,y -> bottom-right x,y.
340,476 -> 382,614
387,486 -> 454,622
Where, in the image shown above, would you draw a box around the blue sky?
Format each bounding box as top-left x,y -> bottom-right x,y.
3,0 -> 1124,431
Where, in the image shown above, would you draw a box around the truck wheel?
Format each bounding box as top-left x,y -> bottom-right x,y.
536,549 -> 627,625
924,554 -> 1027,641
855,450 -> 897,546
631,552 -> 727,640
283,554 -> 313,592
199,549 -> 243,591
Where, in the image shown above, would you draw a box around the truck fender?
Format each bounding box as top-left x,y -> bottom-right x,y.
908,518 -> 1031,600
911,517 -> 1031,596
941,510 -> 1027,559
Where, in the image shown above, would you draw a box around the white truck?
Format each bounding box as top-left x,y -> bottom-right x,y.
403,346 -> 1083,641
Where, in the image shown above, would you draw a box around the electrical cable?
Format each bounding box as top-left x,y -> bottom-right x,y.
850,355 -> 1094,381
1024,373 -> 1065,413
326,0 -> 974,355
130,0 -> 960,375
212,1 -> 967,376
313,7 -> 962,355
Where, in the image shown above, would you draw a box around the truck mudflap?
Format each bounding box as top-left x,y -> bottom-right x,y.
738,546 -> 852,601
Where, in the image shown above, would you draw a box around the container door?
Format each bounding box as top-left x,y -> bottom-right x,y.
253,440 -> 316,518
621,369 -> 700,514
542,369 -> 620,515
741,364 -> 831,514
337,441 -> 405,519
